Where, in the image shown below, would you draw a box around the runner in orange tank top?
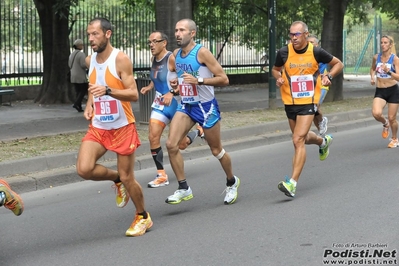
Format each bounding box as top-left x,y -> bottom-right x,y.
272,21 -> 344,198
76,17 -> 152,237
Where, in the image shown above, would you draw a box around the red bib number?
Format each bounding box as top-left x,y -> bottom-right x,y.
291,74 -> 315,98
94,97 -> 120,123
179,78 -> 200,103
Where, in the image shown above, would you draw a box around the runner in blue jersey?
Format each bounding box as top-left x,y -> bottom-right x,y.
308,35 -> 329,135
165,19 -> 240,205
140,31 -> 204,188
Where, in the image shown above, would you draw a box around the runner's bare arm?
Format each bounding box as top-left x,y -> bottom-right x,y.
168,53 -> 176,73
197,47 -> 229,87
84,55 -> 94,120
112,52 -> 139,102
327,56 -> 344,79
272,66 -> 284,87
370,54 -> 377,85
169,49 -> 179,89
390,55 -> 399,82
166,53 -> 178,95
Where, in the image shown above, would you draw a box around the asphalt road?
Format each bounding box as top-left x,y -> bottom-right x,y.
1,124 -> 398,266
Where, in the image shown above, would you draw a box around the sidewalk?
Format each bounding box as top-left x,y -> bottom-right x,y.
0,75 -> 376,192
0,75 -> 373,141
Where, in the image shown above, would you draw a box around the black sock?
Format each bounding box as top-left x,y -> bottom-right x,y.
114,173 -> 121,183
226,176 -> 236,187
178,179 -> 189,190
138,211 -> 148,219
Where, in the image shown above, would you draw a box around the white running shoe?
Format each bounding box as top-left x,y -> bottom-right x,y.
165,187 -> 193,204
223,176 -> 240,205
319,116 -> 328,135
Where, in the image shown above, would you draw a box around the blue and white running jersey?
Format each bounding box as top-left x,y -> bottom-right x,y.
376,53 -> 396,79
175,44 -> 214,104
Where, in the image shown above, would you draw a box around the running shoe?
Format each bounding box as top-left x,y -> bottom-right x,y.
197,125 -> 205,139
148,173 -> 169,188
165,187 -> 193,204
318,116 -> 328,135
382,122 -> 389,139
223,176 -> 240,205
125,212 -> 153,237
112,182 -> 129,208
278,176 -> 296,198
0,179 -> 24,216
387,138 -> 399,148
0,192 -> 6,206
319,135 -> 333,161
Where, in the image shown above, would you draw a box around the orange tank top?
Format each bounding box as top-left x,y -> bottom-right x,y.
88,49 -> 136,130
280,43 -> 321,105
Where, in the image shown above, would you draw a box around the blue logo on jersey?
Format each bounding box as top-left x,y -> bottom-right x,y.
100,115 -> 115,121
297,92 -> 310,97
183,97 -> 195,102
176,63 -> 194,73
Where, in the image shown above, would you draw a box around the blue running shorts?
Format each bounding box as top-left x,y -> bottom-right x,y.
177,98 -> 221,129
150,98 -> 179,125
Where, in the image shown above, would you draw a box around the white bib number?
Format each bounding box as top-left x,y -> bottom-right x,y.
291,74 -> 315,98
151,91 -> 165,110
179,78 -> 200,103
94,96 -> 120,122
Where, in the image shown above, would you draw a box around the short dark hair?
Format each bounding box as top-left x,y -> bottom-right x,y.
89,17 -> 113,33
152,31 -> 169,43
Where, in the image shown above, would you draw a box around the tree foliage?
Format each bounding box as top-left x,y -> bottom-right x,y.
371,0 -> 399,20
192,0 -> 327,51
5,0 -> 398,103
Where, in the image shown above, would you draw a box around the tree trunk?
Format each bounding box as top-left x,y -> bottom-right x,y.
155,0 -> 193,51
33,0 -> 72,104
321,0 -> 349,102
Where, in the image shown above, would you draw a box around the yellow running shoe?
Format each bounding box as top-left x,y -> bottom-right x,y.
278,176 -> 296,198
319,135 -> 333,161
0,179 -> 24,216
125,212 -> 153,237
113,182 -> 129,208
165,187 -> 194,204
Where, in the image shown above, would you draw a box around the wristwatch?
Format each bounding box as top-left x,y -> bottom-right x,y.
105,86 -> 112,95
387,70 -> 392,75
169,89 -> 178,96
197,77 -> 204,85
327,74 -> 333,81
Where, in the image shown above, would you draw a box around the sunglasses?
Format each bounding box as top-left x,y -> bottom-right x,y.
288,32 -> 307,38
147,39 -> 165,45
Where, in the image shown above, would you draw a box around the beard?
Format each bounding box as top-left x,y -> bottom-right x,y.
93,40 -> 108,53
176,38 -> 188,48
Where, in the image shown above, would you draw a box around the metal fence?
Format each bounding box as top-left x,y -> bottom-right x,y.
1,0 -> 398,86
